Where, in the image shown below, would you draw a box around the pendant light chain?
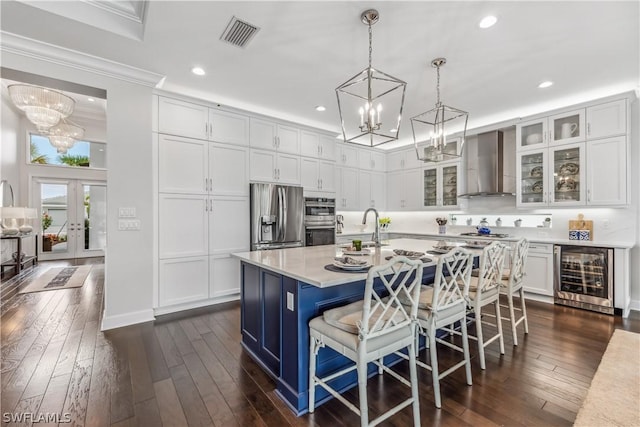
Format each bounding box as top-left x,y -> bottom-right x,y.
368,21 -> 373,69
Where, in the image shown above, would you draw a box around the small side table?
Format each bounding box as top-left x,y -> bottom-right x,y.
1,233 -> 38,276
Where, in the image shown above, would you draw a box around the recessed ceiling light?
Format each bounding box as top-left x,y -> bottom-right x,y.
479,15 -> 497,29
538,81 -> 554,88
87,97 -> 95,102
315,105 -> 326,112
390,128 -> 398,133
335,134 -> 343,139
191,67 -> 206,76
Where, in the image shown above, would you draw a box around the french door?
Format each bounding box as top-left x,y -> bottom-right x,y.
34,178 -> 106,260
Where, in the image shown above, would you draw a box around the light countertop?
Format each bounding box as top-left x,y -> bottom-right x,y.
232,238 -> 483,288
337,230 -> 635,249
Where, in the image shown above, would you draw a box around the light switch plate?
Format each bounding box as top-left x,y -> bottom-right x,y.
118,207 -> 137,218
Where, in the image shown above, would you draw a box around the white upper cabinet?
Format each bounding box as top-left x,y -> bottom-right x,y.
358,149 -> 386,171
386,169 -> 422,210
158,135 -> 208,194
300,131 -> 320,158
302,158 -> 335,193
249,149 -> 300,185
386,148 -> 423,171
423,163 -> 461,209
158,96 -> 249,144
548,109 -> 586,145
159,134 -> 248,196
586,99 -> 627,140
318,135 -> 337,161
250,118 -> 300,155
516,108 -> 585,151
358,171 -> 386,210
301,131 -> 337,160
208,109 -> 249,146
336,167 -> 359,210
208,197 -> 250,255
586,136 -> 627,205
336,143 -> 359,168
158,97 -> 209,140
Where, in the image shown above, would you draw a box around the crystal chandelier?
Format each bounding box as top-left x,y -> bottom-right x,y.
8,84 -> 75,132
48,119 -> 84,154
411,58 -> 468,162
336,9 -> 407,147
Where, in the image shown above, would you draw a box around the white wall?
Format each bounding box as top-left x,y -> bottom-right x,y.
2,51 -> 155,330
0,95 -> 22,265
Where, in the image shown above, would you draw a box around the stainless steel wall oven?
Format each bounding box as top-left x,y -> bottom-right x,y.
304,197 -> 335,246
554,245 -> 614,315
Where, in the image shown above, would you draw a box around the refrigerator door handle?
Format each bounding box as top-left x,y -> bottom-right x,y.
278,187 -> 285,241
282,187 -> 288,241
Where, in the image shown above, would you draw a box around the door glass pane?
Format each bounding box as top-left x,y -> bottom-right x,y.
442,166 -> 457,206
520,122 -> 544,148
423,169 -> 437,207
83,185 -> 107,251
520,153 -> 544,204
41,184 -> 68,253
553,114 -> 580,141
553,147 -> 581,202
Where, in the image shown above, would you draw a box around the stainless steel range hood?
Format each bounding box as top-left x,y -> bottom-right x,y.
459,129 -> 516,198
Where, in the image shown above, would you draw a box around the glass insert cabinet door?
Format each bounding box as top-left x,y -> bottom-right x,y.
549,109 -> 585,145
518,151 -> 547,205
551,144 -> 585,205
517,119 -> 547,150
441,165 -> 458,206
423,168 -> 437,207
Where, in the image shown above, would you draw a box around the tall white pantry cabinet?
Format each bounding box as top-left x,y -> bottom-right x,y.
155,96 -> 250,313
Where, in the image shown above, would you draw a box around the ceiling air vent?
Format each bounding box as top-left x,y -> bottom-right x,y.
220,16 -> 260,48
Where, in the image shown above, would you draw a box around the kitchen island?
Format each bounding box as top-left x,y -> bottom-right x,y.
232,238 -> 475,415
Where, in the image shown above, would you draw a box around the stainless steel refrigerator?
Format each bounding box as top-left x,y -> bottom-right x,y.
250,183 -> 304,250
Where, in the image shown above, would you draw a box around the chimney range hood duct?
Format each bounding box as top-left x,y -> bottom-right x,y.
459,129 -> 516,198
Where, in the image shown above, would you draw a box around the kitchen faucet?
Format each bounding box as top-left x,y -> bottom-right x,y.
362,208 -> 381,247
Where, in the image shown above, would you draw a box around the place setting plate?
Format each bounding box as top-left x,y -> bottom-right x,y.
342,248 -> 372,256
385,249 -> 433,263
326,256 -> 372,272
463,240 -> 492,249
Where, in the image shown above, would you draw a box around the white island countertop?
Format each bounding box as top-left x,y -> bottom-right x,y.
232,238 -> 482,288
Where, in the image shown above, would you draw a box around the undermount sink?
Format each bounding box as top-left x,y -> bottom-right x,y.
361,241 -> 390,247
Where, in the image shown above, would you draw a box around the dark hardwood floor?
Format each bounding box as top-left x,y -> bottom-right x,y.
2,259 -> 639,426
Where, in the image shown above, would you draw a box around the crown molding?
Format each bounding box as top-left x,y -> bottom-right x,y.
0,32 -> 165,88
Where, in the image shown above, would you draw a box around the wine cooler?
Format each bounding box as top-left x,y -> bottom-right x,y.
554,245 -> 614,314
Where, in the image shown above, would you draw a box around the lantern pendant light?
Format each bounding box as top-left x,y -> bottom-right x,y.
411,58 -> 468,162
336,9 -> 407,147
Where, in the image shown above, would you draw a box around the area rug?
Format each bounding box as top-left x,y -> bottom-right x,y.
574,329 -> 640,426
19,265 -> 93,294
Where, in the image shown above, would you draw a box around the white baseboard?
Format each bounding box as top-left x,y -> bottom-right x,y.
101,308 -> 155,331
153,294 -> 240,317
629,299 -> 640,312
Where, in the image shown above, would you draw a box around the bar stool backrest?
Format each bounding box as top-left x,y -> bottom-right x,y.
475,242 -> 508,304
432,248 -> 474,323
359,256 -> 423,341
507,238 -> 529,291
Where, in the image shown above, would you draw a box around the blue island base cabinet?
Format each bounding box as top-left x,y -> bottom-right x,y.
240,261 -> 438,415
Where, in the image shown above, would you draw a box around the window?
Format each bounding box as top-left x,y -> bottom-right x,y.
29,134 -> 107,168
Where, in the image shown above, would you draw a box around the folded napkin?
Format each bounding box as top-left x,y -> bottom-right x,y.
334,256 -> 369,266
393,249 -> 426,258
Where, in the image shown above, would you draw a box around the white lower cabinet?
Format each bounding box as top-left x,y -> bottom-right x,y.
210,255 -> 241,298
159,194 -> 209,258
158,195 -> 249,310
159,257 -> 209,307
523,242 -> 554,296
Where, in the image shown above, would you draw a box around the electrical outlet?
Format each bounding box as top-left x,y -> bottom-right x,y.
603,219 -> 610,229
118,219 -> 141,230
287,292 -> 294,311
